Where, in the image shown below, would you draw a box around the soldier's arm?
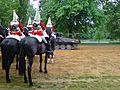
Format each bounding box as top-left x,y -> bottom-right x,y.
18,22 -> 24,32
40,20 -> 46,30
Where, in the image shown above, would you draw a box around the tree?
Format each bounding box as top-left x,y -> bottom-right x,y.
41,0 -> 105,38
0,0 -> 19,27
93,28 -> 105,41
0,0 -> 29,27
18,0 -> 28,25
98,0 -> 120,40
106,1 -> 120,40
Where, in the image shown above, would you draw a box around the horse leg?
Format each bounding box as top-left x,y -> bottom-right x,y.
5,58 -> 14,83
39,54 -> 43,72
51,52 -> 54,63
16,54 -> 19,70
5,67 -> 11,83
44,52 -> 48,73
1,46 -> 6,70
1,52 -> 6,70
47,54 -> 50,63
19,48 -> 27,83
24,60 -> 27,83
27,58 -> 33,86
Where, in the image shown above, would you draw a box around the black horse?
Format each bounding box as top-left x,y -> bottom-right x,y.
18,27 -> 52,86
1,38 -> 20,82
0,27 -> 27,83
47,35 -> 56,63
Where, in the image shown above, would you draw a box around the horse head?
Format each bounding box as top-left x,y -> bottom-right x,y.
0,24 -> 8,43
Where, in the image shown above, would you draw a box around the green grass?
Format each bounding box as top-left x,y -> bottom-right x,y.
61,76 -> 120,90
1,75 -> 120,90
0,75 -> 36,90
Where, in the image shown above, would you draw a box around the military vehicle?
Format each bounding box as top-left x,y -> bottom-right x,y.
55,32 -> 79,50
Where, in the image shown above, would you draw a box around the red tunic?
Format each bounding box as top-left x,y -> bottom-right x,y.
10,31 -> 22,36
9,22 -> 23,36
40,20 -> 45,30
29,20 -> 45,36
29,30 -> 43,36
18,22 -> 24,32
36,30 -> 43,36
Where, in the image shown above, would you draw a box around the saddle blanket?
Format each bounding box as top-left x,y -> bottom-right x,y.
6,35 -> 24,41
29,34 -> 47,43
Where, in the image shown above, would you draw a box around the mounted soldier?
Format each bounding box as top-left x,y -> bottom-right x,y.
1,10 -> 25,83
6,10 -> 24,41
46,17 -> 56,39
18,13 -> 54,86
22,16 -> 33,36
28,10 -> 51,53
46,17 -> 56,63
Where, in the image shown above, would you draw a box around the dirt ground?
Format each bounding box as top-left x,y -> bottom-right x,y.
1,45 -> 120,77
46,45 -> 120,76
0,45 -> 120,89
31,45 -> 120,81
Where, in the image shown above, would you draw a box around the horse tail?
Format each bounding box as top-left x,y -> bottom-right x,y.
1,41 -> 16,70
1,43 -> 7,70
19,44 -> 26,75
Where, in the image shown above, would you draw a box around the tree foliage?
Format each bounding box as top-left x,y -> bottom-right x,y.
0,0 -> 19,27
41,0 -> 105,38
0,0 -> 28,27
18,0 -> 28,25
98,0 -> 120,40
106,1 -> 120,39
0,0 -> 119,40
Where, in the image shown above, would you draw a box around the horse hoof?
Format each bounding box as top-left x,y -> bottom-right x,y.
6,79 -> 11,83
29,83 -> 33,86
39,70 -> 43,72
44,71 -> 48,73
19,71 -> 23,76
24,80 -> 28,83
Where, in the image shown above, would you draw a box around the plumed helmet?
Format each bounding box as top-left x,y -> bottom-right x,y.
33,10 -> 41,24
27,16 -> 32,27
10,10 -> 19,25
46,17 -> 52,27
